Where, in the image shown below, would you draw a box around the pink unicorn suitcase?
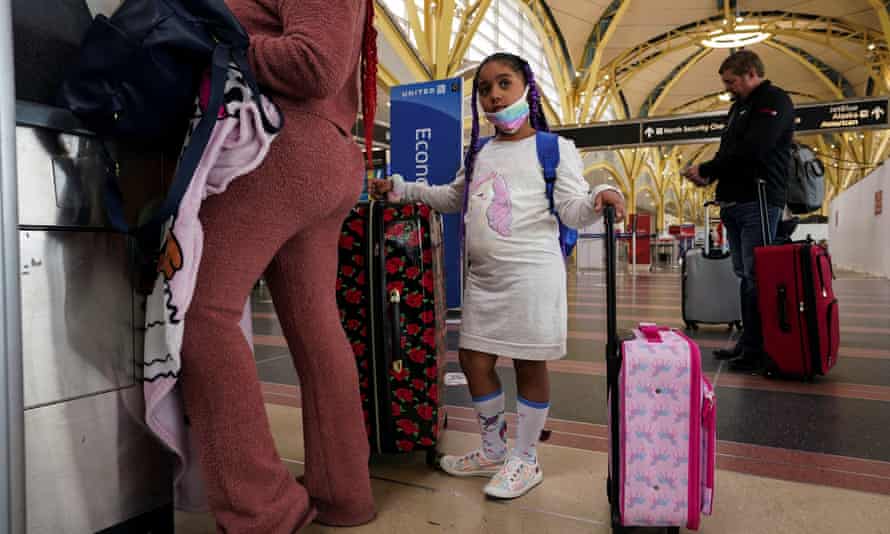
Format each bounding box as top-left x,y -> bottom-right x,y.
603,207 -> 716,532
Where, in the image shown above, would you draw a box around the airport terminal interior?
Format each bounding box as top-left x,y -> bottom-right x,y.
4,0 -> 890,533
184,1 -> 890,531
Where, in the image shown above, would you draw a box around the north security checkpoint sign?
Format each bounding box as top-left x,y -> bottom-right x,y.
558,96 -> 890,150
390,78 -> 464,308
640,113 -> 727,145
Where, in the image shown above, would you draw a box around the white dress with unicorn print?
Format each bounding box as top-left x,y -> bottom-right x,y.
392,134 -> 616,360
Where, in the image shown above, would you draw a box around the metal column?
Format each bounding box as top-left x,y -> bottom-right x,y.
0,0 -> 26,531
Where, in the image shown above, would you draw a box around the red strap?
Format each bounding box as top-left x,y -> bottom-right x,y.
362,0 -> 377,171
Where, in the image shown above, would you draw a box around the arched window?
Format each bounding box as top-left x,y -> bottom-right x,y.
379,0 -> 562,118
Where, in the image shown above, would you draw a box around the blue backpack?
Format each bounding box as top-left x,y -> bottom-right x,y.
478,131 -> 578,257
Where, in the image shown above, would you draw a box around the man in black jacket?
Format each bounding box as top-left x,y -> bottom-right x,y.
683,50 -> 794,372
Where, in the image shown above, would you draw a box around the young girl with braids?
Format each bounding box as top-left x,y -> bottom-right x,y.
178,1 -> 379,531
370,53 -> 625,499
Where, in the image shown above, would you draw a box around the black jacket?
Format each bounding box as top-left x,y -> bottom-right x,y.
699,80 -> 794,208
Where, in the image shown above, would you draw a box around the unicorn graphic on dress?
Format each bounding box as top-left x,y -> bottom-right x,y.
470,171 -> 513,238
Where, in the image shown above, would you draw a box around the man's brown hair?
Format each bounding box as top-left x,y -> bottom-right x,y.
719,50 -> 765,77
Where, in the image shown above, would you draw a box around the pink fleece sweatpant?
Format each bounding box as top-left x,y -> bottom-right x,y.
179,110 -> 374,533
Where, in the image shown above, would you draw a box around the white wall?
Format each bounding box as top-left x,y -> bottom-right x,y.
828,160 -> 890,278
792,223 -> 829,243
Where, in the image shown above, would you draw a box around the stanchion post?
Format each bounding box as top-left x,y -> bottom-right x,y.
0,0 -> 25,530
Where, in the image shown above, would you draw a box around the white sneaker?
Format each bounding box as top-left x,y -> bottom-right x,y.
483,455 -> 543,499
440,448 -> 505,478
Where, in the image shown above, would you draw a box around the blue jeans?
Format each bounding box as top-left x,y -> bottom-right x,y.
720,202 -> 782,353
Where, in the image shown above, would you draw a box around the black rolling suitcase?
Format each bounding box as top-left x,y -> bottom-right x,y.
336,201 -> 447,464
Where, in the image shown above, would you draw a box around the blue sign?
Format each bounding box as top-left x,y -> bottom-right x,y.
390,78 -> 464,308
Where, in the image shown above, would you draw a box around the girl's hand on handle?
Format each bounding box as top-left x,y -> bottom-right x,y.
368,178 -> 393,199
594,189 -> 626,222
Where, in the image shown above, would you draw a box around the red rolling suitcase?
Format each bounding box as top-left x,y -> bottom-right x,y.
336,201 -> 447,464
753,180 -> 840,379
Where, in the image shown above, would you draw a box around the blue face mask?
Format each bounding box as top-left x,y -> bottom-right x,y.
484,86 -> 530,134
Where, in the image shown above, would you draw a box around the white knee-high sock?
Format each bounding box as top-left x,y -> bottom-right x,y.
516,396 -> 549,464
472,390 -> 507,460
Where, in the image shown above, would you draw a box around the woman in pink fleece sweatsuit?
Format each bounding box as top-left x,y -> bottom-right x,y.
179,0 -> 378,531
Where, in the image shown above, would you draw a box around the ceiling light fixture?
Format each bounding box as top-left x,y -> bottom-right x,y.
702,2 -> 770,49
718,92 -> 732,102
702,29 -> 771,49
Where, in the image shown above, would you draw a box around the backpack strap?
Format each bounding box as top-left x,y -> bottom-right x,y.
535,131 -> 560,216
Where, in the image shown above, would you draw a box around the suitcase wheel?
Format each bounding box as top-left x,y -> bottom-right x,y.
734,321 -> 743,330
684,321 -> 698,331
763,358 -> 779,379
425,448 -> 441,468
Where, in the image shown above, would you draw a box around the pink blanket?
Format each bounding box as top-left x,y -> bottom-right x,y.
142,64 -> 281,511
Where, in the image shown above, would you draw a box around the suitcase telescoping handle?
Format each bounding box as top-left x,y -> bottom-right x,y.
703,200 -> 717,256
757,179 -> 771,247
604,205 -> 618,363
602,205 -> 622,527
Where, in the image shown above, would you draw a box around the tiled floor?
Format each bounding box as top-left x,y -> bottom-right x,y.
177,267 -> 890,533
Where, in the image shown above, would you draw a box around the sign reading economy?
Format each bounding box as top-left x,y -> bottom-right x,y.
390,77 -> 464,308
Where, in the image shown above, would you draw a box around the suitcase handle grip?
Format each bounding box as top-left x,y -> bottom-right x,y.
389,289 -> 405,372
777,284 -> 792,333
639,323 -> 663,343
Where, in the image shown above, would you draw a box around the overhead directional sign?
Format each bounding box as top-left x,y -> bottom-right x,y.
557,122 -> 640,151
345,96 -> 890,153
639,113 -> 726,145
557,96 -> 890,151
794,98 -> 888,132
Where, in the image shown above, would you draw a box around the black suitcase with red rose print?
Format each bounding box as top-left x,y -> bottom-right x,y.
336,200 -> 447,464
